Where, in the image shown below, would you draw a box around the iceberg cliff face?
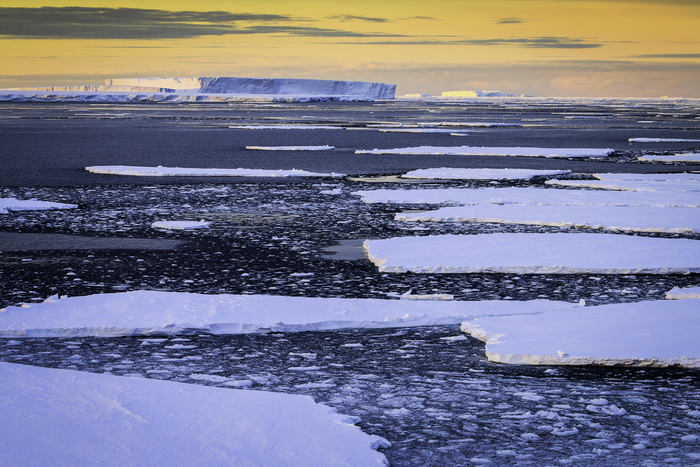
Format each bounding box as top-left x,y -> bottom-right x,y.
106,77 -> 396,99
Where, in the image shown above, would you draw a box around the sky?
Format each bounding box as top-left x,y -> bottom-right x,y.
1,0 -> 699,98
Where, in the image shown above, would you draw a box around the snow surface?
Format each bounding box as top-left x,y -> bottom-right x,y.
355,146 -> 614,158
460,299 -> 700,367
363,233 -> 700,274
0,291 -> 575,337
395,204 -> 700,234
546,179 -> 699,193
401,168 -> 571,180
230,125 -> 344,130
0,197 -> 78,214
107,77 -> 397,99
666,285 -> 700,299
151,220 -> 211,230
352,186 -> 700,208
85,166 -> 344,178
639,154 -> 700,163
0,362 -> 389,467
246,145 -> 335,151
629,138 -> 700,143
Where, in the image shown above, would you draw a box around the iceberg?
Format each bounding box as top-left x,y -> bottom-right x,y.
460,299 -> 700,367
0,362 -> 390,466
441,90 -> 529,98
363,233 -> 700,274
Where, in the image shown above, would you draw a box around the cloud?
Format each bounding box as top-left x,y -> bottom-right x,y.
497,18 -> 524,24
631,53 -> 700,59
328,15 -> 389,23
0,7 -> 398,40
337,37 -> 603,49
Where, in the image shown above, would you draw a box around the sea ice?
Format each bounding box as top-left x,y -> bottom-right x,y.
363,233 -> 700,274
355,146 -> 614,158
230,125 -> 344,130
0,362 -> 389,466
460,299 -> 700,367
666,285 -> 700,299
245,145 -> 335,151
0,291 -> 575,337
0,197 -> 78,214
592,173 -> 700,182
638,154 -> 700,163
378,129 -> 474,134
629,138 -> 700,143
395,204 -> 700,234
151,220 -> 211,230
401,168 -> 571,180
85,166 -> 344,178
546,179 -> 699,193
352,186 -> 700,208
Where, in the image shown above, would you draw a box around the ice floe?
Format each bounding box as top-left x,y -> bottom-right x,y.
639,154 -> 700,163
0,291 -> 575,337
85,166 -> 344,178
378,129 -> 474,134
395,204 -> 700,234
151,220 -> 211,230
363,233 -> 700,274
592,173 -> 700,182
460,299 -> 700,367
355,146 -> 614,158
0,362 -> 389,466
230,125 -> 344,130
352,186 -> 700,208
629,138 -> 700,143
246,145 -> 335,151
546,179 -> 699,193
400,168 -> 571,180
0,198 -> 78,214
666,285 -> 700,299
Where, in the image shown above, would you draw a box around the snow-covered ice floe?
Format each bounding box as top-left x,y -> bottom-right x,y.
230,125 -> 344,130
593,173 -> 700,182
363,233 -> 700,274
0,198 -> 78,214
460,299 -> 700,367
629,138 -> 700,143
151,220 -> 211,230
85,166 -> 344,178
0,362 -> 390,467
666,285 -> 700,299
378,128 -> 474,134
355,146 -> 614,158
546,178 -> 699,193
639,154 -> 700,163
395,204 -> 700,234
352,186 -> 700,208
401,168 -> 571,180
246,145 -> 335,151
0,291 -> 575,337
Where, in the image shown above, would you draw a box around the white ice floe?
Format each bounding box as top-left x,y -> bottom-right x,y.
546,179 -> 699,193
639,154 -> 700,163
0,198 -> 77,214
401,168 -> 571,180
230,125 -> 344,130
460,299 -> 700,367
0,291 -> 575,337
629,138 -> 700,143
378,129 -> 474,134
363,233 -> 700,274
0,362 -> 389,467
399,291 -> 454,301
592,173 -> 700,182
352,187 -> 700,208
355,146 -> 613,158
666,285 -> 700,299
246,145 -> 335,151
395,204 -> 700,234
151,220 -> 211,230
85,166 -> 344,178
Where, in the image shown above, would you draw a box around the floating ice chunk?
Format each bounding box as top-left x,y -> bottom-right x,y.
395,204 -> 700,234
401,168 -> 571,180
513,392 -> 546,402
378,128 -> 474,133
546,178 -> 699,193
593,173 -> 700,182
86,165 -> 345,178
364,233 -> 700,274
230,125 -> 344,130
400,290 -> 454,301
461,299 -> 700,367
151,220 -> 210,230
629,138 -> 700,143
245,145 -> 335,150
666,286 -> 700,299
0,291 -> 574,338
0,362 -> 389,466
355,146 -> 614,158
0,198 -> 77,214
638,154 -> 700,163
352,186 -> 700,208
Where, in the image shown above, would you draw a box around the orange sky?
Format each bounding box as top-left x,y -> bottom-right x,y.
1,0 -> 699,97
